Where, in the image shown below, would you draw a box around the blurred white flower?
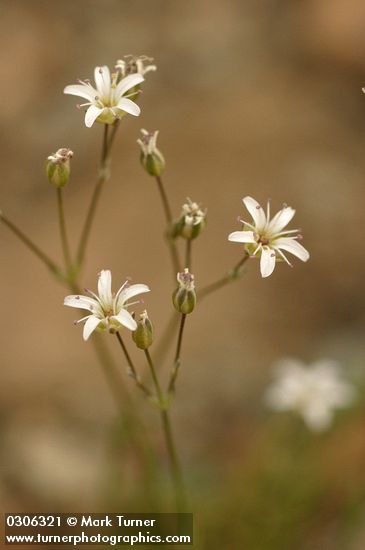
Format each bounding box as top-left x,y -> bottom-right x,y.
265,358 -> 355,431
64,66 -> 144,127
228,196 -> 309,278
64,270 -> 150,341
116,55 -> 157,77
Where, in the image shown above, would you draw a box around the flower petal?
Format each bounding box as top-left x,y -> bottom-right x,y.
98,270 -> 113,308
94,65 -> 111,97
243,196 -> 267,231
112,309 -> 137,331
117,284 -> 150,309
228,230 -> 256,243
273,238 -> 310,262
85,105 -> 103,127
63,84 -> 97,102
260,247 -> 276,278
83,315 -> 101,341
268,206 -> 296,234
302,404 -> 332,432
116,98 -> 141,116
64,295 -> 100,313
115,73 -> 144,98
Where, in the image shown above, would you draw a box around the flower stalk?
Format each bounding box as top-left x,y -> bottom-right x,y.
185,239 -> 192,271
0,212 -> 64,281
56,187 -> 72,276
168,313 -> 187,394
144,349 -> 186,512
76,122 -> 119,268
155,175 -> 181,275
116,331 -> 152,398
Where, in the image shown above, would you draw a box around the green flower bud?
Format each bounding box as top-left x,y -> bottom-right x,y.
173,198 -> 206,240
172,269 -> 196,314
46,148 -> 73,188
132,310 -> 153,349
137,129 -> 165,177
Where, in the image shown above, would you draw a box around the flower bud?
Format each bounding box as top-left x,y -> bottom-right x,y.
172,269 -> 196,314
46,148 -> 73,188
132,310 -> 153,349
115,55 -> 157,78
173,198 -> 206,240
137,129 -> 165,177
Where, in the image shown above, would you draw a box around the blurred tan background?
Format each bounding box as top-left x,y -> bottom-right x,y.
1,1 -> 365,548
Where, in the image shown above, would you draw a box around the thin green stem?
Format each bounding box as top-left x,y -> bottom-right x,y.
161,408 -> 187,512
155,175 -> 173,223
185,239 -> 192,270
198,253 -> 250,300
144,349 -> 164,405
168,313 -> 187,394
144,350 -> 187,512
115,332 -> 152,398
76,122 -> 119,267
56,188 -> 72,274
0,212 -> 64,280
155,175 -> 181,274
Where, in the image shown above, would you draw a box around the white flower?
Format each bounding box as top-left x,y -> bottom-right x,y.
265,358 -> 355,432
115,55 -> 157,78
64,66 -> 144,127
228,196 -> 310,278
64,270 -> 150,341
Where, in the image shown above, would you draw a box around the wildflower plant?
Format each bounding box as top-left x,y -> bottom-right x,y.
0,53 -> 322,514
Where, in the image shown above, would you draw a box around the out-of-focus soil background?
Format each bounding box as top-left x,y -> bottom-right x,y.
1,1 -> 365,548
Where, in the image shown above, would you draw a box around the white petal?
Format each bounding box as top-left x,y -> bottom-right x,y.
228,230 -> 256,243
302,404 -> 332,432
116,98 -> 141,116
83,315 -> 101,341
94,65 -> 111,97
117,284 -> 150,308
85,105 -> 103,127
64,295 -> 100,313
63,84 -> 97,102
115,73 -> 144,98
260,247 -> 276,278
273,238 -> 310,262
243,196 -> 267,231
98,270 -> 113,307
112,309 -> 137,331
268,206 -> 296,234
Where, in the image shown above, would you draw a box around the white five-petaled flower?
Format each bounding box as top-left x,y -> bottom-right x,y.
228,196 -> 310,278
265,358 -> 355,432
64,270 -> 150,341
64,66 -> 144,127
